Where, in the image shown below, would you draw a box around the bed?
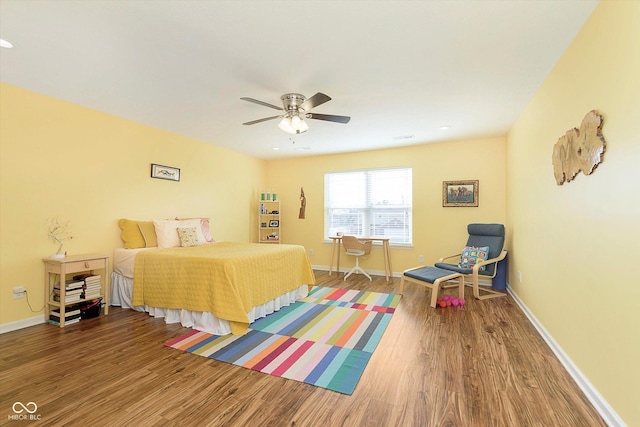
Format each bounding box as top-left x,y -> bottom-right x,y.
111,241 -> 315,335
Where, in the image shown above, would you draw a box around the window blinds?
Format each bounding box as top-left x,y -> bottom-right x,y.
324,167 -> 412,245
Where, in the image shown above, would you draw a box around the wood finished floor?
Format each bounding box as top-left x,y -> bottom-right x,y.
1,271 -> 606,427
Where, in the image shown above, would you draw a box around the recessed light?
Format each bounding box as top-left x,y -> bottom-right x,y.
0,39 -> 14,49
295,147 -> 311,151
272,147 -> 280,150
439,126 -> 451,130
392,135 -> 414,141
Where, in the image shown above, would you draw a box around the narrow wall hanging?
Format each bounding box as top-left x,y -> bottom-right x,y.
552,110 -> 606,185
299,187 -> 306,219
151,164 -> 180,182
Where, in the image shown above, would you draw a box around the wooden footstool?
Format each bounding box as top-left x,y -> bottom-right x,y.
400,266 -> 465,308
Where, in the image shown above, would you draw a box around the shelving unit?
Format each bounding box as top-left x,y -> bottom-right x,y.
43,253 -> 109,327
259,198 -> 281,243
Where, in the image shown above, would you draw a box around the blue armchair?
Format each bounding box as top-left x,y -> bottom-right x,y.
434,223 -> 508,300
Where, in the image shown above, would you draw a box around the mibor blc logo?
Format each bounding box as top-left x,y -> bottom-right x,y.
8,401 -> 41,421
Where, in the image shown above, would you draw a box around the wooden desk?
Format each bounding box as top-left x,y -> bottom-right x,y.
329,236 -> 392,282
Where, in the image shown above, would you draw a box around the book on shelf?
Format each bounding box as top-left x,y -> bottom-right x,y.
73,274 -> 101,284
49,305 -> 82,325
53,294 -> 81,303
72,274 -> 102,298
48,317 -> 80,326
83,292 -> 102,300
54,288 -> 84,296
50,308 -> 81,317
54,281 -> 84,292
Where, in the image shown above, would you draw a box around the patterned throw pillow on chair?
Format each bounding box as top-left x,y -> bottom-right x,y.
458,246 -> 489,270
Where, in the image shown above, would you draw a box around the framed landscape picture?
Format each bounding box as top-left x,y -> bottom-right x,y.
443,180 -> 479,207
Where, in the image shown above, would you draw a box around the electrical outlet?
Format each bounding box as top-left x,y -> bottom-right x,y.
517,271 -> 522,283
419,255 -> 424,263
309,249 -> 314,256
13,286 -> 26,299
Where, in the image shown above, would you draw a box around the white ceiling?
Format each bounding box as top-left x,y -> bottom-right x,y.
0,0 -> 599,160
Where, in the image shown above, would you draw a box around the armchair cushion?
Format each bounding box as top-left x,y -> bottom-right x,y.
458,246 -> 489,270
433,262 -> 473,275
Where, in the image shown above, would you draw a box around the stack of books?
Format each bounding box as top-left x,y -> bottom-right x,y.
53,279 -> 84,303
74,274 -> 102,300
48,306 -> 81,325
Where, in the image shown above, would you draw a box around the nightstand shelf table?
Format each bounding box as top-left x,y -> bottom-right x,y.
43,253 -> 109,327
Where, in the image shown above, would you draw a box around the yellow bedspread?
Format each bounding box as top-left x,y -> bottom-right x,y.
132,242 -> 315,334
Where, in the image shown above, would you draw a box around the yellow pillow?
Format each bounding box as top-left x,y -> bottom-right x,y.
138,222 -> 158,247
118,219 -> 146,249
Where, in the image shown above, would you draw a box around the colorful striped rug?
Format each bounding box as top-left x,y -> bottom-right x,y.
164,286 -> 401,394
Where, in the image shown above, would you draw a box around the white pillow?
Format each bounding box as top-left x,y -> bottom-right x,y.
153,219 -> 206,248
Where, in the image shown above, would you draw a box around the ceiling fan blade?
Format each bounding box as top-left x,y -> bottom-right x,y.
240,97 -> 283,111
243,115 -> 281,125
306,113 -> 351,124
299,92 -> 331,111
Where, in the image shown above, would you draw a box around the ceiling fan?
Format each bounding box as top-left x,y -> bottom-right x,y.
241,92 -> 351,134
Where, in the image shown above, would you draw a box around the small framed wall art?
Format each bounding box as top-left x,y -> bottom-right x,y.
269,220 -> 279,228
442,180 -> 479,207
151,164 -> 180,182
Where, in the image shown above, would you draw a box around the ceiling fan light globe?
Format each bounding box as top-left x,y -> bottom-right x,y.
278,117 -> 296,134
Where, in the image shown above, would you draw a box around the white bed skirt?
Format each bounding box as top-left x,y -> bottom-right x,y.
110,272 -> 309,335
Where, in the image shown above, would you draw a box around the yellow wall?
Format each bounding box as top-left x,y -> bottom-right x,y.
506,1 -> 639,425
267,137 -> 506,274
0,83 -> 265,326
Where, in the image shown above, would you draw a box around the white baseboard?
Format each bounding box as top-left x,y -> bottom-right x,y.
0,314 -> 45,334
507,285 -> 625,427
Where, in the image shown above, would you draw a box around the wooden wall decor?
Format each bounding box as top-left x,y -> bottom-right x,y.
298,187 -> 306,219
552,110 -> 606,185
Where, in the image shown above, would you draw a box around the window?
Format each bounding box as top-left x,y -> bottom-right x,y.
324,167 -> 412,245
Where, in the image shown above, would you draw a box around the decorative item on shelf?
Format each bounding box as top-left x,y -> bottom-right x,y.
552,110 -> 606,185
269,220 -> 279,228
261,188 -> 278,201
47,217 -> 73,258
